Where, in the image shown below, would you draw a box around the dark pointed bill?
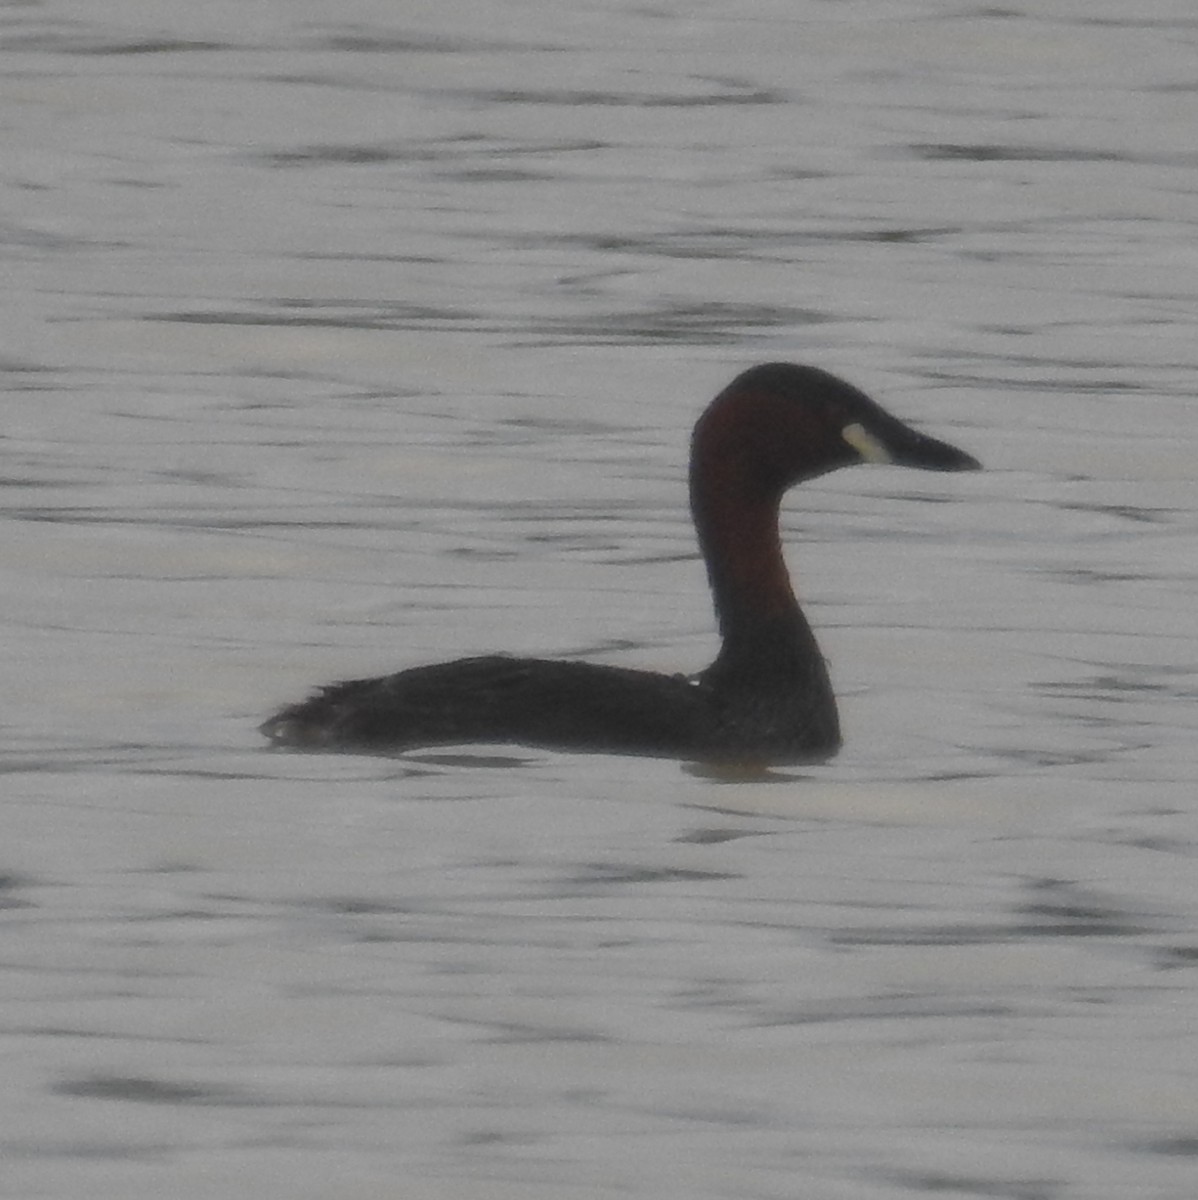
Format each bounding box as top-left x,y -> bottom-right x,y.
842,414 -> 980,473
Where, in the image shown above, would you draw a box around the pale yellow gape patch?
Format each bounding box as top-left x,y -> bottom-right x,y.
842,421 -> 893,464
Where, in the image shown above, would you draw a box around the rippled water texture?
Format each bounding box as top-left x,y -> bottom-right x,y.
4,2 -> 1198,1197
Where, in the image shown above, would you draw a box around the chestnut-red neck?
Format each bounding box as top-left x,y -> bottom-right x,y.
690,483 -> 799,642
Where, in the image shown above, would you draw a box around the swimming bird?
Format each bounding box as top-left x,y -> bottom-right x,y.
261,362 -> 978,762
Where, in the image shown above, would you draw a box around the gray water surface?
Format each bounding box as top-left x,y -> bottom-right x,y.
4,2 -> 1198,1197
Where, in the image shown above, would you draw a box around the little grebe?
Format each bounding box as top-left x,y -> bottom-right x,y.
261,363 -> 978,762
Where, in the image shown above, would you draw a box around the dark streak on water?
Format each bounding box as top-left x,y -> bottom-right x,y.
53,1076 -> 257,1107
